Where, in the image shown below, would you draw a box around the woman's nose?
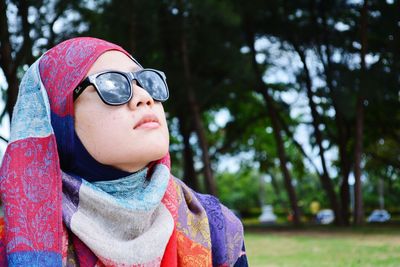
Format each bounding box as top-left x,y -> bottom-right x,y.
127,82 -> 154,109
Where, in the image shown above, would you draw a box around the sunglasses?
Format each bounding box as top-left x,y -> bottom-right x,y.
73,68 -> 169,105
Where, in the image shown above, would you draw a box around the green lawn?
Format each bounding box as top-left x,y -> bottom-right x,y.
244,226 -> 400,267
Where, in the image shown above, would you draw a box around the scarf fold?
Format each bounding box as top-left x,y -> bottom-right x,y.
0,37 -> 247,267
62,166 -> 173,266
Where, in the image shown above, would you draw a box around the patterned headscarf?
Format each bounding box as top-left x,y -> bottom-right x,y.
0,37 -> 247,267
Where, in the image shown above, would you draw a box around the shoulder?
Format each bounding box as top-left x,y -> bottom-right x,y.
173,177 -> 242,230
173,177 -> 247,266
174,178 -> 242,229
195,192 -> 246,265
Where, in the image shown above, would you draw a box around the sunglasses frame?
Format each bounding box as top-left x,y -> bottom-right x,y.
73,68 -> 169,106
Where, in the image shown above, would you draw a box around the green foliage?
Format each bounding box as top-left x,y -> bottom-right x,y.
216,167 -> 260,215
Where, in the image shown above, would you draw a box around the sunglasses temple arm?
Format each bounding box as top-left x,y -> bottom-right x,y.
73,78 -> 92,101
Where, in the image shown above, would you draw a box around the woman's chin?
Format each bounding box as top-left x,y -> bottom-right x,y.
118,149 -> 169,171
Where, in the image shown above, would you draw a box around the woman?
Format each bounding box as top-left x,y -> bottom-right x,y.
0,37 -> 247,266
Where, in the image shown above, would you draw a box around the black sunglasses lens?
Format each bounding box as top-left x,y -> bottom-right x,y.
96,72 -> 131,104
137,71 -> 168,101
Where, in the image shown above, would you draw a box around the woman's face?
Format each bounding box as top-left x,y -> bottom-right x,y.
74,51 -> 169,172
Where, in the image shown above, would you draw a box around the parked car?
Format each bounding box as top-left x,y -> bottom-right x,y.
316,209 -> 335,224
367,209 -> 391,223
259,205 -> 277,224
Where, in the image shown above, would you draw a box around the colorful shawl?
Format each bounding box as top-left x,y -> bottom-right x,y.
0,37 -> 247,266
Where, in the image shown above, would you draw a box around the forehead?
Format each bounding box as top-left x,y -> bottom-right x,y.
87,50 -> 141,76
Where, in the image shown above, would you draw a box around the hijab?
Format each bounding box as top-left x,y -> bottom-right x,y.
0,37 -> 247,267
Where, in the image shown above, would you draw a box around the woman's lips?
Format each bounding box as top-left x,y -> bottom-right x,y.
136,121 -> 160,129
134,114 -> 160,129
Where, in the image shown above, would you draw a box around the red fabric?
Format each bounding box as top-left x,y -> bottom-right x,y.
0,136 -> 63,255
160,227 -> 178,267
0,217 -> 6,266
159,155 -> 178,223
72,235 -> 98,266
160,159 -> 179,267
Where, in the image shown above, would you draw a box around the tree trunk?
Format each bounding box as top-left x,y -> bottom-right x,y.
0,0 -> 32,121
353,0 -> 368,225
353,96 -> 365,225
185,81 -> 217,196
177,112 -> 199,191
315,1 -> 352,225
16,0 -> 34,65
339,156 -> 351,225
157,2 -> 202,192
127,0 -> 137,54
263,91 -> 301,225
0,0 -> 15,120
243,18 -> 301,226
295,46 -> 343,225
178,0 -> 217,196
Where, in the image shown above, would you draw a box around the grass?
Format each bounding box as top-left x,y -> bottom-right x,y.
244,225 -> 400,267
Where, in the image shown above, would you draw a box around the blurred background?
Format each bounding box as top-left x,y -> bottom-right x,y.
0,0 -> 399,266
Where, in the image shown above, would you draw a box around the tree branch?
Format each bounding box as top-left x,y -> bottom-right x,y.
0,100 -> 7,122
369,152 -> 400,170
0,135 -> 8,143
14,0 -> 34,68
47,2 -> 66,48
277,111 -> 322,176
0,0 -> 14,75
